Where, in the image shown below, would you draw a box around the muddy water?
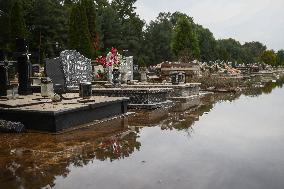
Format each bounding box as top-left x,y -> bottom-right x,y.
1,81 -> 284,189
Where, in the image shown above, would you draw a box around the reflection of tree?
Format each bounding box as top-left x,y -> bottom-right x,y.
244,77 -> 284,97
262,82 -> 277,94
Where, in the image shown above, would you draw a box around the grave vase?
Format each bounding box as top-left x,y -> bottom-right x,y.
105,66 -> 113,84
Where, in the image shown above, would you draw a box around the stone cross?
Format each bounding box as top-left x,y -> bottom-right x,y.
13,38 -> 33,95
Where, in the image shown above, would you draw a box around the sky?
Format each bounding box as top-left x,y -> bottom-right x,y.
135,0 -> 284,51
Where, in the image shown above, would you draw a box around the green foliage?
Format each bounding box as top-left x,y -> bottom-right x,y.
68,1 -> 94,58
143,12 -> 174,65
0,0 -> 14,50
82,0 -> 99,56
171,16 -> 200,61
27,0 -> 69,60
196,25 -> 217,62
138,56 -> 146,68
242,42 -> 266,63
216,38 -> 243,63
261,50 -> 277,65
10,0 -> 28,50
99,5 -> 123,52
0,0 -> 281,67
276,50 -> 284,66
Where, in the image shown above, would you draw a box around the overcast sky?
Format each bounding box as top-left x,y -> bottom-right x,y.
135,0 -> 284,51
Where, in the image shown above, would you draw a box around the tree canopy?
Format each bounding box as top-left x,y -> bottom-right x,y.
0,0 -> 283,66
171,15 -> 200,61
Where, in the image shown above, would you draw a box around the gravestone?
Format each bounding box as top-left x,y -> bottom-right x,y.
45,57 -> 66,90
15,38 -> 32,95
60,50 -> 92,89
32,64 -> 40,76
126,56 -> 134,81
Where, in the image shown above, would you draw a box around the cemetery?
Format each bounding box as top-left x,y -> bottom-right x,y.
1,38 -> 284,133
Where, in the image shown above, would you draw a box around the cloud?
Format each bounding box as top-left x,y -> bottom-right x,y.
135,0 -> 284,50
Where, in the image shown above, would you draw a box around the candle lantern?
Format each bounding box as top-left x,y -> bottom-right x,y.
41,77 -> 54,98
79,82 -> 92,99
6,85 -> 13,100
12,84 -> 19,99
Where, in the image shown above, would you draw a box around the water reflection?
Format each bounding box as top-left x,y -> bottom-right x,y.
0,121 -> 141,189
1,78 -> 284,189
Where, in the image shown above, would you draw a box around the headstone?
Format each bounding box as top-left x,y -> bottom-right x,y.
32,64 -> 40,76
126,56 -> 134,81
45,57 -> 66,91
15,38 -> 32,95
140,70 -> 147,83
60,50 -> 92,89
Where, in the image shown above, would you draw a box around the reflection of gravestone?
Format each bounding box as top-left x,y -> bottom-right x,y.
61,50 -> 92,89
45,50 -> 92,90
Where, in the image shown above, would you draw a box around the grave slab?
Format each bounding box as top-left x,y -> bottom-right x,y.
0,94 -> 129,132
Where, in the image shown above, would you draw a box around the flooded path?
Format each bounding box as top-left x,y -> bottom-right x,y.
1,81 -> 284,189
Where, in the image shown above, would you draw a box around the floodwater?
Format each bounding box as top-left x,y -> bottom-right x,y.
1,81 -> 284,189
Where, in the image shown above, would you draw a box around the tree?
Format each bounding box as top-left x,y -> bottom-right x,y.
10,0 -> 28,50
24,0 -> 69,61
276,50 -> 284,66
69,2 -> 94,58
111,0 -> 144,63
216,38 -> 243,63
111,0 -> 137,20
138,56 -> 146,68
171,16 -> 200,61
143,12 -> 174,65
195,25 -> 217,62
261,50 -> 277,65
242,41 -> 266,63
81,0 -> 100,56
0,0 -> 14,50
99,5 -> 123,53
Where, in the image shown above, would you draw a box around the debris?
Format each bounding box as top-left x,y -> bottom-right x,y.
0,120 -> 26,133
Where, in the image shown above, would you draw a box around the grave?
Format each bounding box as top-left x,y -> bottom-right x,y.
45,57 -> 66,90
0,94 -> 129,132
92,87 -> 173,110
45,50 -> 92,91
1,48 -> 131,132
122,83 -> 201,102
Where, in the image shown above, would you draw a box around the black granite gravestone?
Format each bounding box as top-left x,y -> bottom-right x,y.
45,58 -> 66,91
15,38 -> 32,95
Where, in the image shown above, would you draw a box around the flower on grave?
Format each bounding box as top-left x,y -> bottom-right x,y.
96,47 -> 122,68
